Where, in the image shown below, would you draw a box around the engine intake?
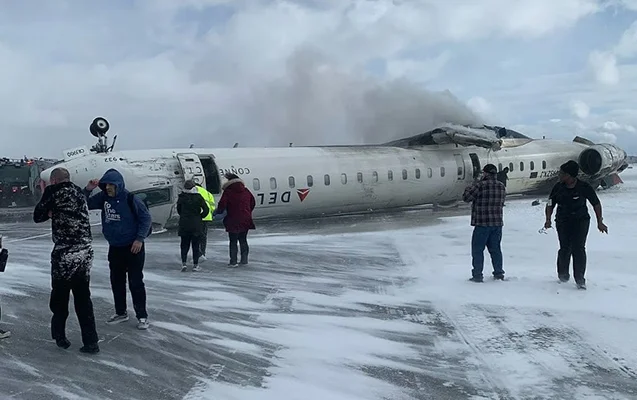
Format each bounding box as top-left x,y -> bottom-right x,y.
578,144 -> 627,178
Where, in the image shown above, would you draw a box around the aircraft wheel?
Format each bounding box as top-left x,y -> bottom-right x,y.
90,117 -> 110,137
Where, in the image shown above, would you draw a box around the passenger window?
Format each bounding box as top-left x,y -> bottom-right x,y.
307,175 -> 313,187
498,163 -> 502,171
509,163 -> 514,172
324,174 -> 330,186
519,162 -> 524,172
440,167 -> 445,177
530,161 -> 535,171
270,177 -> 277,189
372,171 -> 378,182
130,187 -> 172,208
341,173 -> 347,184
542,160 -> 547,170
253,178 -> 260,191
288,176 -> 295,188
415,169 -> 421,179
427,168 -> 433,178
402,169 -> 408,180
357,172 -> 363,183
388,170 -> 393,181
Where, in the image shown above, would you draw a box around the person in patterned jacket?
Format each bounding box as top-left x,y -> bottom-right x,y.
462,163 -> 506,282
33,167 -> 99,354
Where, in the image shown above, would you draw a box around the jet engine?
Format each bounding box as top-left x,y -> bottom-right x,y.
578,143 -> 627,179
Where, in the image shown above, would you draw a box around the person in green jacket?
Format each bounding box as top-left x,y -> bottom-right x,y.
195,183 -> 216,260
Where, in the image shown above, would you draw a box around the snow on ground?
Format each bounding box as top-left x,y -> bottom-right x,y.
0,168 -> 637,400
184,170 -> 637,400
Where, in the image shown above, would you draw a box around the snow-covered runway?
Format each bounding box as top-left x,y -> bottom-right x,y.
1,169 -> 637,399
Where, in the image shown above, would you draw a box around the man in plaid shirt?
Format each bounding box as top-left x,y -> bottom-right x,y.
462,163 -> 506,282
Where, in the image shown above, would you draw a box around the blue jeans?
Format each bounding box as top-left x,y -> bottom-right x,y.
471,226 -> 504,279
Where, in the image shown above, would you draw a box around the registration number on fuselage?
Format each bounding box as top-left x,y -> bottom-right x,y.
539,170 -> 558,178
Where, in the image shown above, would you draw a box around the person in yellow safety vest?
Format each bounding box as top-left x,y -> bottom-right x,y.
195,183 -> 216,260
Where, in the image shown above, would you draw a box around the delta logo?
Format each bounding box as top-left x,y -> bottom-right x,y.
296,188 -> 310,202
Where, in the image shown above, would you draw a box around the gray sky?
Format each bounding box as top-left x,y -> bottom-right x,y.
1,0 -> 637,159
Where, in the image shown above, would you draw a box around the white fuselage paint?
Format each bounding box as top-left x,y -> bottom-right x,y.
40,138 -> 618,229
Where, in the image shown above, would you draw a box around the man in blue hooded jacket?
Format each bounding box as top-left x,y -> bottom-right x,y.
83,168 -> 152,330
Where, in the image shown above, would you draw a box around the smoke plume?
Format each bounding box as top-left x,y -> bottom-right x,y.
223,47 -> 485,147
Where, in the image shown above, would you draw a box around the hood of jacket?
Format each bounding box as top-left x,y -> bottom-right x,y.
182,187 -> 199,194
222,178 -> 245,192
98,168 -> 126,198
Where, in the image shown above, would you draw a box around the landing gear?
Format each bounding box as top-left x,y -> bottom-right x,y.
89,117 -> 109,137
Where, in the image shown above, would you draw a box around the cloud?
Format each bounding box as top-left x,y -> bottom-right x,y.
602,120 -> 637,132
0,0 -> 636,159
613,20 -> 637,58
588,50 -> 620,85
570,100 -> 591,119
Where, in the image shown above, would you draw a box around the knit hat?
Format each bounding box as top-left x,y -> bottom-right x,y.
560,160 -> 579,178
483,164 -> 497,174
184,180 -> 196,190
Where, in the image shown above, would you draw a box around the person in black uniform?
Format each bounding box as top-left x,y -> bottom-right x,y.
177,180 -> 209,272
544,160 -> 608,290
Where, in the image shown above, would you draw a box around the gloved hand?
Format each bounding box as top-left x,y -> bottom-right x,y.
212,210 -> 227,221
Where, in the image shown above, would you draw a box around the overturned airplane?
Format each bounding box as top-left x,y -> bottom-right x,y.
41,118 -> 628,230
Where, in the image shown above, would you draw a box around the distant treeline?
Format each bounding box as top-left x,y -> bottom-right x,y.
628,156 -> 637,164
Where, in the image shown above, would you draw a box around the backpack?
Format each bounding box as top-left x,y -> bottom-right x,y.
127,193 -> 153,238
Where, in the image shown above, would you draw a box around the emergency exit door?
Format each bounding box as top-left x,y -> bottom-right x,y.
453,154 -> 465,180
176,153 -> 207,188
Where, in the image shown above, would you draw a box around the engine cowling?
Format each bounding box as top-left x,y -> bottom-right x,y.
578,144 -> 627,178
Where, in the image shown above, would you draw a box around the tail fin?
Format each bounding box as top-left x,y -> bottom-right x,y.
600,173 -> 623,189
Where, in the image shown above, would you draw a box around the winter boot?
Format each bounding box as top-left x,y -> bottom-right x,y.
80,343 -> 100,354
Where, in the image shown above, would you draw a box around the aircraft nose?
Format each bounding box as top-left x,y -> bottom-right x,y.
40,169 -> 50,185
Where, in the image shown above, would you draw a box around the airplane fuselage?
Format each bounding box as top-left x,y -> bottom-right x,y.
42,137 -> 627,230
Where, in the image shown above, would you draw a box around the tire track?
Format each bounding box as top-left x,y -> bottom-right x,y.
435,305 -> 516,400
438,303 -> 637,399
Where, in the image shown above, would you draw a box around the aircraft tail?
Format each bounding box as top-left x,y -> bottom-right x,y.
600,173 -> 623,189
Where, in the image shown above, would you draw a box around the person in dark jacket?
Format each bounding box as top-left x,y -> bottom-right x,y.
83,168 -> 152,330
0,235 -> 10,340
496,167 -> 508,188
177,180 -> 209,272
33,167 -> 99,354
213,173 -> 256,267
462,164 -> 506,282
496,167 -> 509,205
544,160 -> 608,290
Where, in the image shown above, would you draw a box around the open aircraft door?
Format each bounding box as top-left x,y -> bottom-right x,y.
176,153 -> 207,187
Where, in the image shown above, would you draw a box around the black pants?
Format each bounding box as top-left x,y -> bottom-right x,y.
180,235 -> 201,264
200,222 -> 211,256
229,231 -> 249,264
108,244 -> 148,319
556,217 -> 590,283
50,270 -> 99,346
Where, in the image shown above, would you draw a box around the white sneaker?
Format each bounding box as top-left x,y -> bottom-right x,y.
192,265 -> 202,272
0,329 -> 11,339
199,255 -> 207,262
181,264 -> 187,272
137,318 -> 149,330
